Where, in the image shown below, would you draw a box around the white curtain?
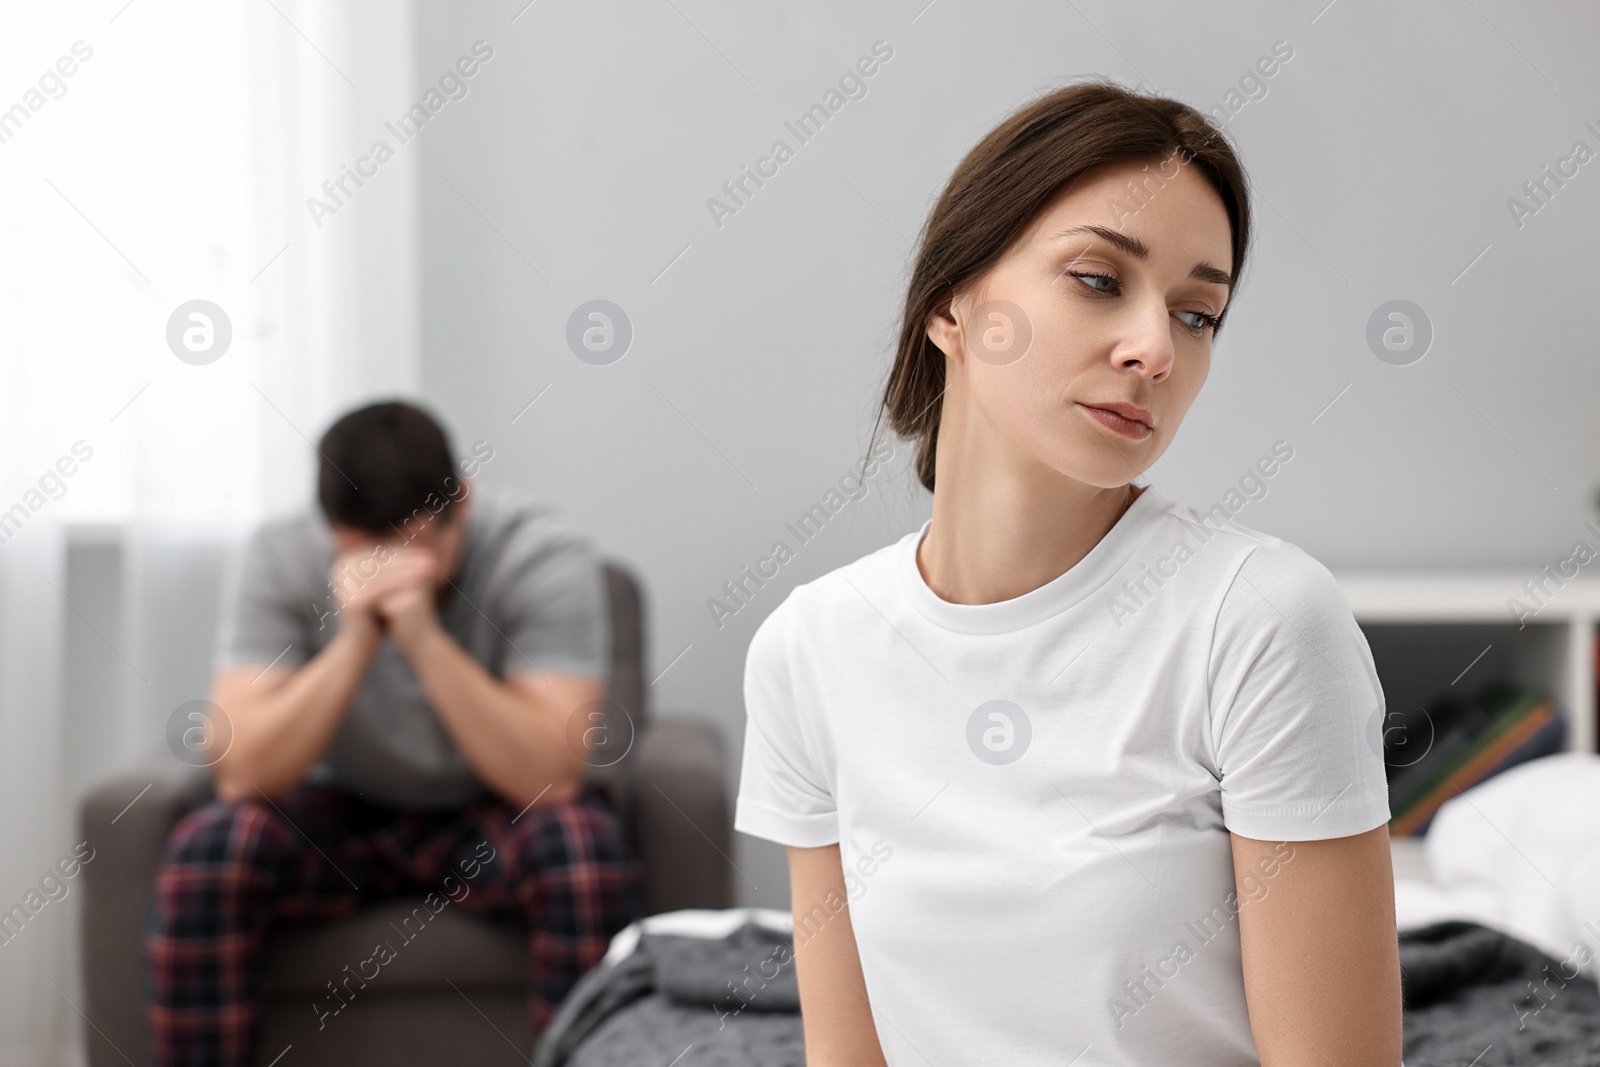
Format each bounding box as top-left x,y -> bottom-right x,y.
0,2 -> 419,1062
0,530 -> 69,1066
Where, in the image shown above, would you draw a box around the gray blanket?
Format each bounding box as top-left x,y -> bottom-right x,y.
535,921 -> 803,1067
537,917 -> 1600,1066
1400,920 -> 1600,1066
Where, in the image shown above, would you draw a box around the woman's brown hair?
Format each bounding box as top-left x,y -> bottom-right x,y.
861,77 -> 1253,495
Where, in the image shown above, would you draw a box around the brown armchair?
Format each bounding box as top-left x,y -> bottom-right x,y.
78,561 -> 734,1065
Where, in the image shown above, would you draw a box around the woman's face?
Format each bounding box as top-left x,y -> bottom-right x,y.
926,153 -> 1234,489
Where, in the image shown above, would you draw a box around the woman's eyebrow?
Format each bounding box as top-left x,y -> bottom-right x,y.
1049,223 -> 1232,289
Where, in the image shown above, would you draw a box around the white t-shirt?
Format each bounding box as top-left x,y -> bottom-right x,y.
734,482 -> 1391,1066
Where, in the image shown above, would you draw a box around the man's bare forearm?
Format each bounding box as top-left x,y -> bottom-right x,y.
211,625 -> 380,802
398,625 -> 580,810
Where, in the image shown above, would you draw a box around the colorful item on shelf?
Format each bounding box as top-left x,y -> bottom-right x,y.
1385,680 -> 1567,837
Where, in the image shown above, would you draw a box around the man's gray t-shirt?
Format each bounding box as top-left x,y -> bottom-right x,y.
212,484 -> 610,809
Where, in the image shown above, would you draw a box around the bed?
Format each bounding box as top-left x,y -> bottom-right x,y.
538,753 -> 1600,1066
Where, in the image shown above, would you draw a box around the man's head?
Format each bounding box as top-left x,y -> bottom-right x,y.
317,400 -> 471,587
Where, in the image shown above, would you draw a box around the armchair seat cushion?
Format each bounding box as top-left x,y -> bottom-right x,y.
262,897 -> 531,997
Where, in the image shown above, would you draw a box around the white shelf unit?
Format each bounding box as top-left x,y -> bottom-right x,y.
1333,570 -> 1600,755
1331,571 -> 1600,883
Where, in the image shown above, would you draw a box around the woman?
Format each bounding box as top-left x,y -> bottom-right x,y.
733,78 -> 1402,1065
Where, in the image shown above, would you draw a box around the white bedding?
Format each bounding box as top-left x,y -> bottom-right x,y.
1392,752 -> 1600,980
599,906 -> 793,967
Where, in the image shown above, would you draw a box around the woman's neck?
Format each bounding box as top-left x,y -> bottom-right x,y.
917,462 -> 1141,608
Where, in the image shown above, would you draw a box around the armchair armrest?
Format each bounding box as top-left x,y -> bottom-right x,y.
79,758 -> 214,1067
624,716 -> 734,914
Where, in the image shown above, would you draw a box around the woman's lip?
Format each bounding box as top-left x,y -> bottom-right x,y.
1077,402 -> 1153,440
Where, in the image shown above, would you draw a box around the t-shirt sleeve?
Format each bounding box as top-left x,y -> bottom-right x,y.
1208,542 -> 1391,841
497,529 -> 609,682
212,523 -> 313,673
734,596 -> 839,848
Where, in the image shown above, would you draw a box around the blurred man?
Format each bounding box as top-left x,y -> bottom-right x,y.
144,400 -> 643,1065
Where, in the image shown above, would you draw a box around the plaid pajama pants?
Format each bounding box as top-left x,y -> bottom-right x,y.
144,780 -> 644,1067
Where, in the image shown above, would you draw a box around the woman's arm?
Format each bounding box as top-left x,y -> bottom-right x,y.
1230,825 -> 1403,1066
787,844 -> 889,1066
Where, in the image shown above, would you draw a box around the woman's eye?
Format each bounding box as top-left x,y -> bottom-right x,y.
1175,309 -> 1220,333
1068,269 -> 1220,335
1068,270 -> 1116,294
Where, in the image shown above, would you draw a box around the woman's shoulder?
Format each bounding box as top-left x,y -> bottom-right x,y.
1179,519 -> 1351,643
795,525 -> 916,602
747,525 -> 917,643
1159,494 -> 1328,578
1137,494 -> 1349,637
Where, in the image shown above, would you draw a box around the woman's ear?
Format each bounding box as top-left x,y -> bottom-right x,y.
924,292 -> 966,363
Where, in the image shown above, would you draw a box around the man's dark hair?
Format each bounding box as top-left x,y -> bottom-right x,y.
317,400 -> 460,533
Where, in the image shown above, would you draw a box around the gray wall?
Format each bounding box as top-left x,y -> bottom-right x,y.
412,0 -> 1600,907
